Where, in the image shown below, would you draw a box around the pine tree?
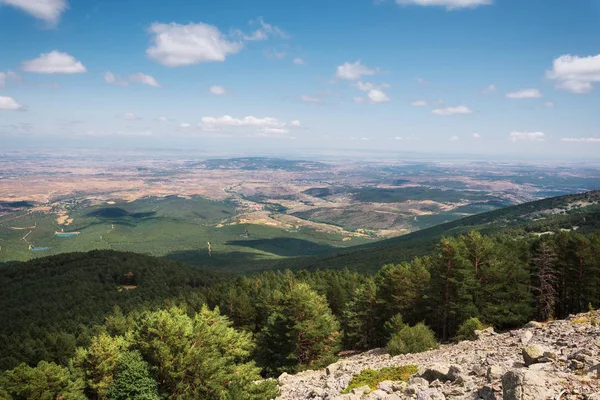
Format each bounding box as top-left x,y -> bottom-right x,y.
342,279 -> 379,349
107,351 -> 160,400
257,283 -> 340,376
532,241 -> 559,321
0,361 -> 85,400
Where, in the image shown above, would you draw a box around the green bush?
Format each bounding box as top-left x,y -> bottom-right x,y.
386,323 -> 438,356
342,365 -> 418,394
454,317 -> 486,342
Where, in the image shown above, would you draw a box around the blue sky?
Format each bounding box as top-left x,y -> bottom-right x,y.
1,0 -> 599,157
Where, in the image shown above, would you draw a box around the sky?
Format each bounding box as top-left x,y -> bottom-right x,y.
0,0 -> 599,158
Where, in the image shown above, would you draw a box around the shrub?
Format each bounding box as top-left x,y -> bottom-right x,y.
342,365 -> 418,394
454,317 -> 486,342
387,323 -> 438,356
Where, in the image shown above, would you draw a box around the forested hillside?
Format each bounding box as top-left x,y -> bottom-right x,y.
1,224 -> 600,399
279,190 -> 600,272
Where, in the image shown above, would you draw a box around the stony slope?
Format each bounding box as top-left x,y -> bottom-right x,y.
276,312 -> 600,399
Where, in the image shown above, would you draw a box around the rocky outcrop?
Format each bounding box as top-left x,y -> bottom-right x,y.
276,311 -> 600,399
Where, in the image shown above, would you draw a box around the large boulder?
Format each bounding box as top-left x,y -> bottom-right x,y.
522,345 -> 555,366
416,388 -> 446,400
501,370 -> 555,400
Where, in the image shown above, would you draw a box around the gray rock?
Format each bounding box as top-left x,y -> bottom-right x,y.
405,377 -> 429,395
523,321 -> 543,329
326,362 -> 341,376
366,389 -> 389,399
416,388 -> 446,400
421,364 -> 451,382
376,380 -> 394,394
486,365 -> 504,382
351,385 -> 371,395
501,370 -> 554,400
519,330 -> 533,345
522,344 -> 547,366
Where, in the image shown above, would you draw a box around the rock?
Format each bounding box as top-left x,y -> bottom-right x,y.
421,364 -> 451,382
486,365 -> 504,382
366,389 -> 388,399
477,386 -> 496,400
524,321 -> 543,329
522,344 -> 547,366
471,364 -> 487,377
278,372 -> 290,384
351,385 -> 371,395
310,387 -> 325,398
447,365 -> 464,382
405,377 -> 429,395
376,381 -> 394,394
474,327 -> 495,339
519,330 -> 533,345
416,388 -> 446,400
326,362 -> 341,376
383,395 -> 401,400
501,370 -> 555,400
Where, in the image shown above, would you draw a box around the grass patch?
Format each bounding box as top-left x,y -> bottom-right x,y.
570,316 -> 590,325
342,365 -> 418,394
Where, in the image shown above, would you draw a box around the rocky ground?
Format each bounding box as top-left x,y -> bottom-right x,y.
276,312 -> 600,400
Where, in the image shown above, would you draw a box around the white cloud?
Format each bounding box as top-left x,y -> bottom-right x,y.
416,77 -> 430,84
411,100 -> 428,106
560,137 -> 600,143
482,84 -> 496,94
130,72 -> 160,87
0,0 -> 67,25
180,122 -> 191,128
209,85 -> 227,95
449,135 -> 459,141
199,115 -> 301,136
396,0 -> 492,10
367,89 -> 390,103
546,54 -> 600,94
0,96 -> 24,110
545,101 -> 555,108
336,61 -> 378,80
146,22 -> 243,67
293,57 -> 305,65
473,133 -> 480,138
157,116 -> 172,122
239,18 -> 288,41
300,95 -> 321,104
104,71 -> 128,86
505,88 -> 542,99
509,131 -> 545,142
21,51 -> 86,74
121,112 -> 140,120
355,81 -> 374,91
432,105 -> 473,115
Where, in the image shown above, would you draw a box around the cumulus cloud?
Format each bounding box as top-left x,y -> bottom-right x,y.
482,84 -> 496,94
209,85 -> 227,95
546,54 -> 600,94
509,131 -> 545,142
199,115 -> 300,136
432,105 -> 473,115
354,81 -> 390,104
293,58 -> 305,65
336,61 -> 378,80
450,135 -> 459,141
120,112 -> 140,120
239,17 -> 288,41
395,0 -> 492,10
180,122 -> 191,128
367,89 -> 390,103
104,71 -> 128,86
0,0 -> 67,25
21,51 -> 86,74
560,137 -> 600,143
473,133 -> 480,138
0,96 -> 24,110
411,100 -> 428,106
105,71 -> 160,87
505,88 -> 542,99
300,95 -> 322,104
157,116 -> 172,122
146,22 -> 243,67
130,72 -> 160,87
